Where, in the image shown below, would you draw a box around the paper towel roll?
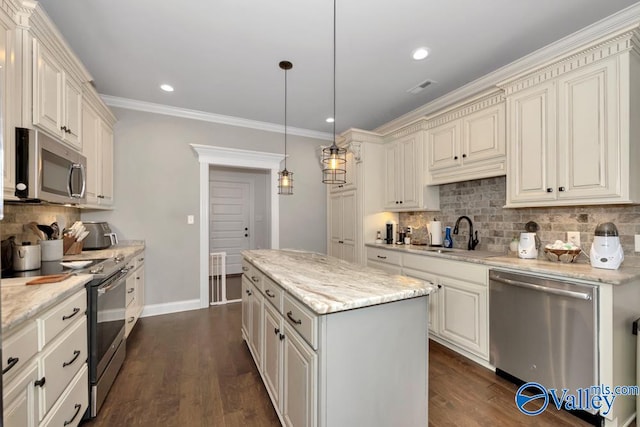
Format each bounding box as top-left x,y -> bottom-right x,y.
429,221 -> 443,246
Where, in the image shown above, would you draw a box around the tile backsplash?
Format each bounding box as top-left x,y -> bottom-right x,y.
400,176 -> 640,266
1,204 -> 80,244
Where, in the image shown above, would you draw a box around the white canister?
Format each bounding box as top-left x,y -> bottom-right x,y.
40,239 -> 64,261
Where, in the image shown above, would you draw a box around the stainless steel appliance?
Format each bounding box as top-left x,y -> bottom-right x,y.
385,221 -> 397,244
83,221 -> 118,250
12,242 -> 41,271
85,255 -> 132,418
15,127 -> 87,204
489,269 -> 600,424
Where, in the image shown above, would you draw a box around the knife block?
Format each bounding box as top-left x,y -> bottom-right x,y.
63,236 -> 83,255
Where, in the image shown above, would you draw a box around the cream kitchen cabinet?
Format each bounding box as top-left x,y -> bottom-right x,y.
32,39 -> 82,150
81,88 -> 116,207
328,190 -> 356,263
501,32 -> 640,207
3,288 -> 88,427
125,251 -> 145,338
426,92 -> 506,185
0,7 -> 18,200
282,320 -> 317,427
366,246 -> 402,275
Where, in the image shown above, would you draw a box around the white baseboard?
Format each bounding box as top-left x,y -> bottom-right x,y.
140,299 -> 202,318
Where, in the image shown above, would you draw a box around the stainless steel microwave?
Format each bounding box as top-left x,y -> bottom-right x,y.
15,127 -> 87,204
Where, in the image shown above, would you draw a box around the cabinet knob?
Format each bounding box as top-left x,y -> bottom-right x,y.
546,188 -> 553,193
558,186 -> 566,192
245,234 -> 248,237
462,154 -> 467,158
338,184 -> 343,188
279,333 -> 285,341
338,240 -> 344,244
395,201 -> 399,204
399,201 -> 403,204
274,327 -> 280,335
34,377 -> 46,387
60,125 -> 67,132
454,156 -> 458,160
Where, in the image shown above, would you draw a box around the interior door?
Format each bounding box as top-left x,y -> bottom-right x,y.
210,180 -> 252,275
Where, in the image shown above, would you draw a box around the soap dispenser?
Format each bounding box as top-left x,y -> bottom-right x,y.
443,226 -> 453,248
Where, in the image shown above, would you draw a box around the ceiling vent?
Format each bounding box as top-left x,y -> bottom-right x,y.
406,79 -> 436,94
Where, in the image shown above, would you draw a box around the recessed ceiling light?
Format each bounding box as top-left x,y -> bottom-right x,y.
412,47 -> 430,61
160,84 -> 174,92
326,117 -> 335,123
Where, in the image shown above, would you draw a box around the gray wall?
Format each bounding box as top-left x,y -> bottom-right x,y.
82,108 -> 327,307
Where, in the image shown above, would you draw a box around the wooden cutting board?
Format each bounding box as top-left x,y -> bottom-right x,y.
26,273 -> 73,286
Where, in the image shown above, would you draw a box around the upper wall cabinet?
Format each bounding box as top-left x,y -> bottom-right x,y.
500,28 -> 640,207
383,125 -> 439,211
426,90 -> 506,185
32,39 -> 82,150
0,3 -> 19,201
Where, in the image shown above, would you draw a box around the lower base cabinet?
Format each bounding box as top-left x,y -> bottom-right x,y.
242,257 -> 429,427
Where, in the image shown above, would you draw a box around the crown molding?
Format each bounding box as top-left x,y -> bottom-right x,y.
374,2 -> 640,134
102,95 -> 334,141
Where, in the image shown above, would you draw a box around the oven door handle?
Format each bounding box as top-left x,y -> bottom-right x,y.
98,279 -> 123,295
491,276 -> 592,300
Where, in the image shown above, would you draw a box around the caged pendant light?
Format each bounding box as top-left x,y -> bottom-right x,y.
321,0 -> 346,184
278,60 -> 294,195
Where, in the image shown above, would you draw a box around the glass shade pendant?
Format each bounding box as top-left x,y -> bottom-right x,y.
278,60 -> 294,195
322,0 -> 346,184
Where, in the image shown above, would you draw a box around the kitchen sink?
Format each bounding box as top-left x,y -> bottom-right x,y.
410,246 -> 500,259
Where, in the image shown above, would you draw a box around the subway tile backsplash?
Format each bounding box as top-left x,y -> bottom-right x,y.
400,176 -> 640,266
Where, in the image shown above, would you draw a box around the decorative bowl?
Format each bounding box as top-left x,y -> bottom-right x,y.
544,248 -> 582,263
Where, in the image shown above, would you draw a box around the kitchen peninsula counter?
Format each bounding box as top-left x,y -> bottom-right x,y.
242,249 -> 435,314
241,249 -> 432,427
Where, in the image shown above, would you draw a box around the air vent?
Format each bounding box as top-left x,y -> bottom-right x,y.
406,79 -> 436,94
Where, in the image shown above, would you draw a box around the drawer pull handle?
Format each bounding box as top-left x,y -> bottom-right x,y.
265,290 -> 276,298
63,403 -> 82,426
62,307 -> 81,321
246,290 -> 252,296
286,311 -> 302,325
136,276 -> 140,280
63,350 -> 81,368
3,357 -> 19,374
377,255 -> 387,259
242,267 -> 249,272
251,276 -> 259,283
128,288 -> 135,294
35,377 -> 46,387
128,317 -> 135,323
138,257 -> 144,262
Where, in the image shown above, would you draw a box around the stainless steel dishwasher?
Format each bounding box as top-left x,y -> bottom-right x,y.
489,269 -> 598,400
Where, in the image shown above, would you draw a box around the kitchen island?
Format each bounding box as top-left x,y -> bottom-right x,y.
241,249 -> 435,427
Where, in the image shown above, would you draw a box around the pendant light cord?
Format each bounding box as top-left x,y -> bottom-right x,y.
284,65 -> 288,170
332,0 -> 336,146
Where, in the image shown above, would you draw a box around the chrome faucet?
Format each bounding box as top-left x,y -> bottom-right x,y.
453,216 -> 480,250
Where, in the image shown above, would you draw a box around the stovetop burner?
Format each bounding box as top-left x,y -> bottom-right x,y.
1,258 -> 107,279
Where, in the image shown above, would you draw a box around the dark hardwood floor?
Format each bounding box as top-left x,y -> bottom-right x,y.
83,304 -> 593,427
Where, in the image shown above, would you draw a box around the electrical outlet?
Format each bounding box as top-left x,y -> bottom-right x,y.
567,231 -> 580,247
407,226 -> 413,234
187,215 -> 195,225
635,235 -> 640,252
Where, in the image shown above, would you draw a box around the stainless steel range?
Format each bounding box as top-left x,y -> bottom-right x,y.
83,254 -> 134,418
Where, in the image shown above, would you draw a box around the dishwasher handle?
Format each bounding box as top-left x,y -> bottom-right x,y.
491,275 -> 592,301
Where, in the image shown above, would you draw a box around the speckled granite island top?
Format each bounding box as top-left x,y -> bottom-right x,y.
242,249 -> 435,315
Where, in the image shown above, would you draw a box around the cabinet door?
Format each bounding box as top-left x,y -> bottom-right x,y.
328,193 -> 342,256
98,122 -> 114,205
250,288 -> 264,367
428,120 -> 460,171
507,82 -> 557,204
81,103 -> 100,204
383,143 -> 398,208
0,18 -> 16,197
262,303 -> 283,410
402,267 -> 439,335
134,267 -> 145,317
438,277 -> 488,358
399,136 -> 420,208
462,103 -> 505,164
556,58 -> 620,201
63,77 -> 82,149
241,276 -> 252,341
33,41 -> 63,139
3,361 -> 39,427
282,323 -> 317,427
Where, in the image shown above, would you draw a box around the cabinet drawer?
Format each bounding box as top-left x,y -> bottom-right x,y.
283,294 -> 318,350
3,360 -> 39,427
403,254 -> 488,286
40,365 -> 88,427
367,247 -> 401,266
242,261 -> 263,292
38,290 -> 86,350
2,321 -> 38,382
126,280 -> 136,307
39,317 -> 87,416
125,305 -> 138,338
134,252 -> 145,269
262,276 -> 283,312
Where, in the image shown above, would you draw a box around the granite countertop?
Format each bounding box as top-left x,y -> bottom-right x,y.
3,242 -> 146,336
2,274 -> 92,335
242,249 -> 435,315
365,243 -> 640,285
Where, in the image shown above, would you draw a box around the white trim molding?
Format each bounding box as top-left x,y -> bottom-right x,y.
102,95 -> 334,141
191,144 -> 283,309
141,299 -> 202,318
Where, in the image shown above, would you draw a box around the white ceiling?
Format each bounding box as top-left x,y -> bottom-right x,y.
38,0 -> 640,135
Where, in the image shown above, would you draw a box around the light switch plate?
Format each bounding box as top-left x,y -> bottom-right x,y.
567,231 -> 580,247
635,235 -> 640,252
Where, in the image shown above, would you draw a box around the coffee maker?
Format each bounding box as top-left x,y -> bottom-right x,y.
385,221 -> 397,244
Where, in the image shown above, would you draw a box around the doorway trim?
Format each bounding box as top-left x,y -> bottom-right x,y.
191,144 -> 283,308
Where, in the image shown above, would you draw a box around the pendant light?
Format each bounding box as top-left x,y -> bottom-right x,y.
321,0 -> 346,184
278,60 -> 294,195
